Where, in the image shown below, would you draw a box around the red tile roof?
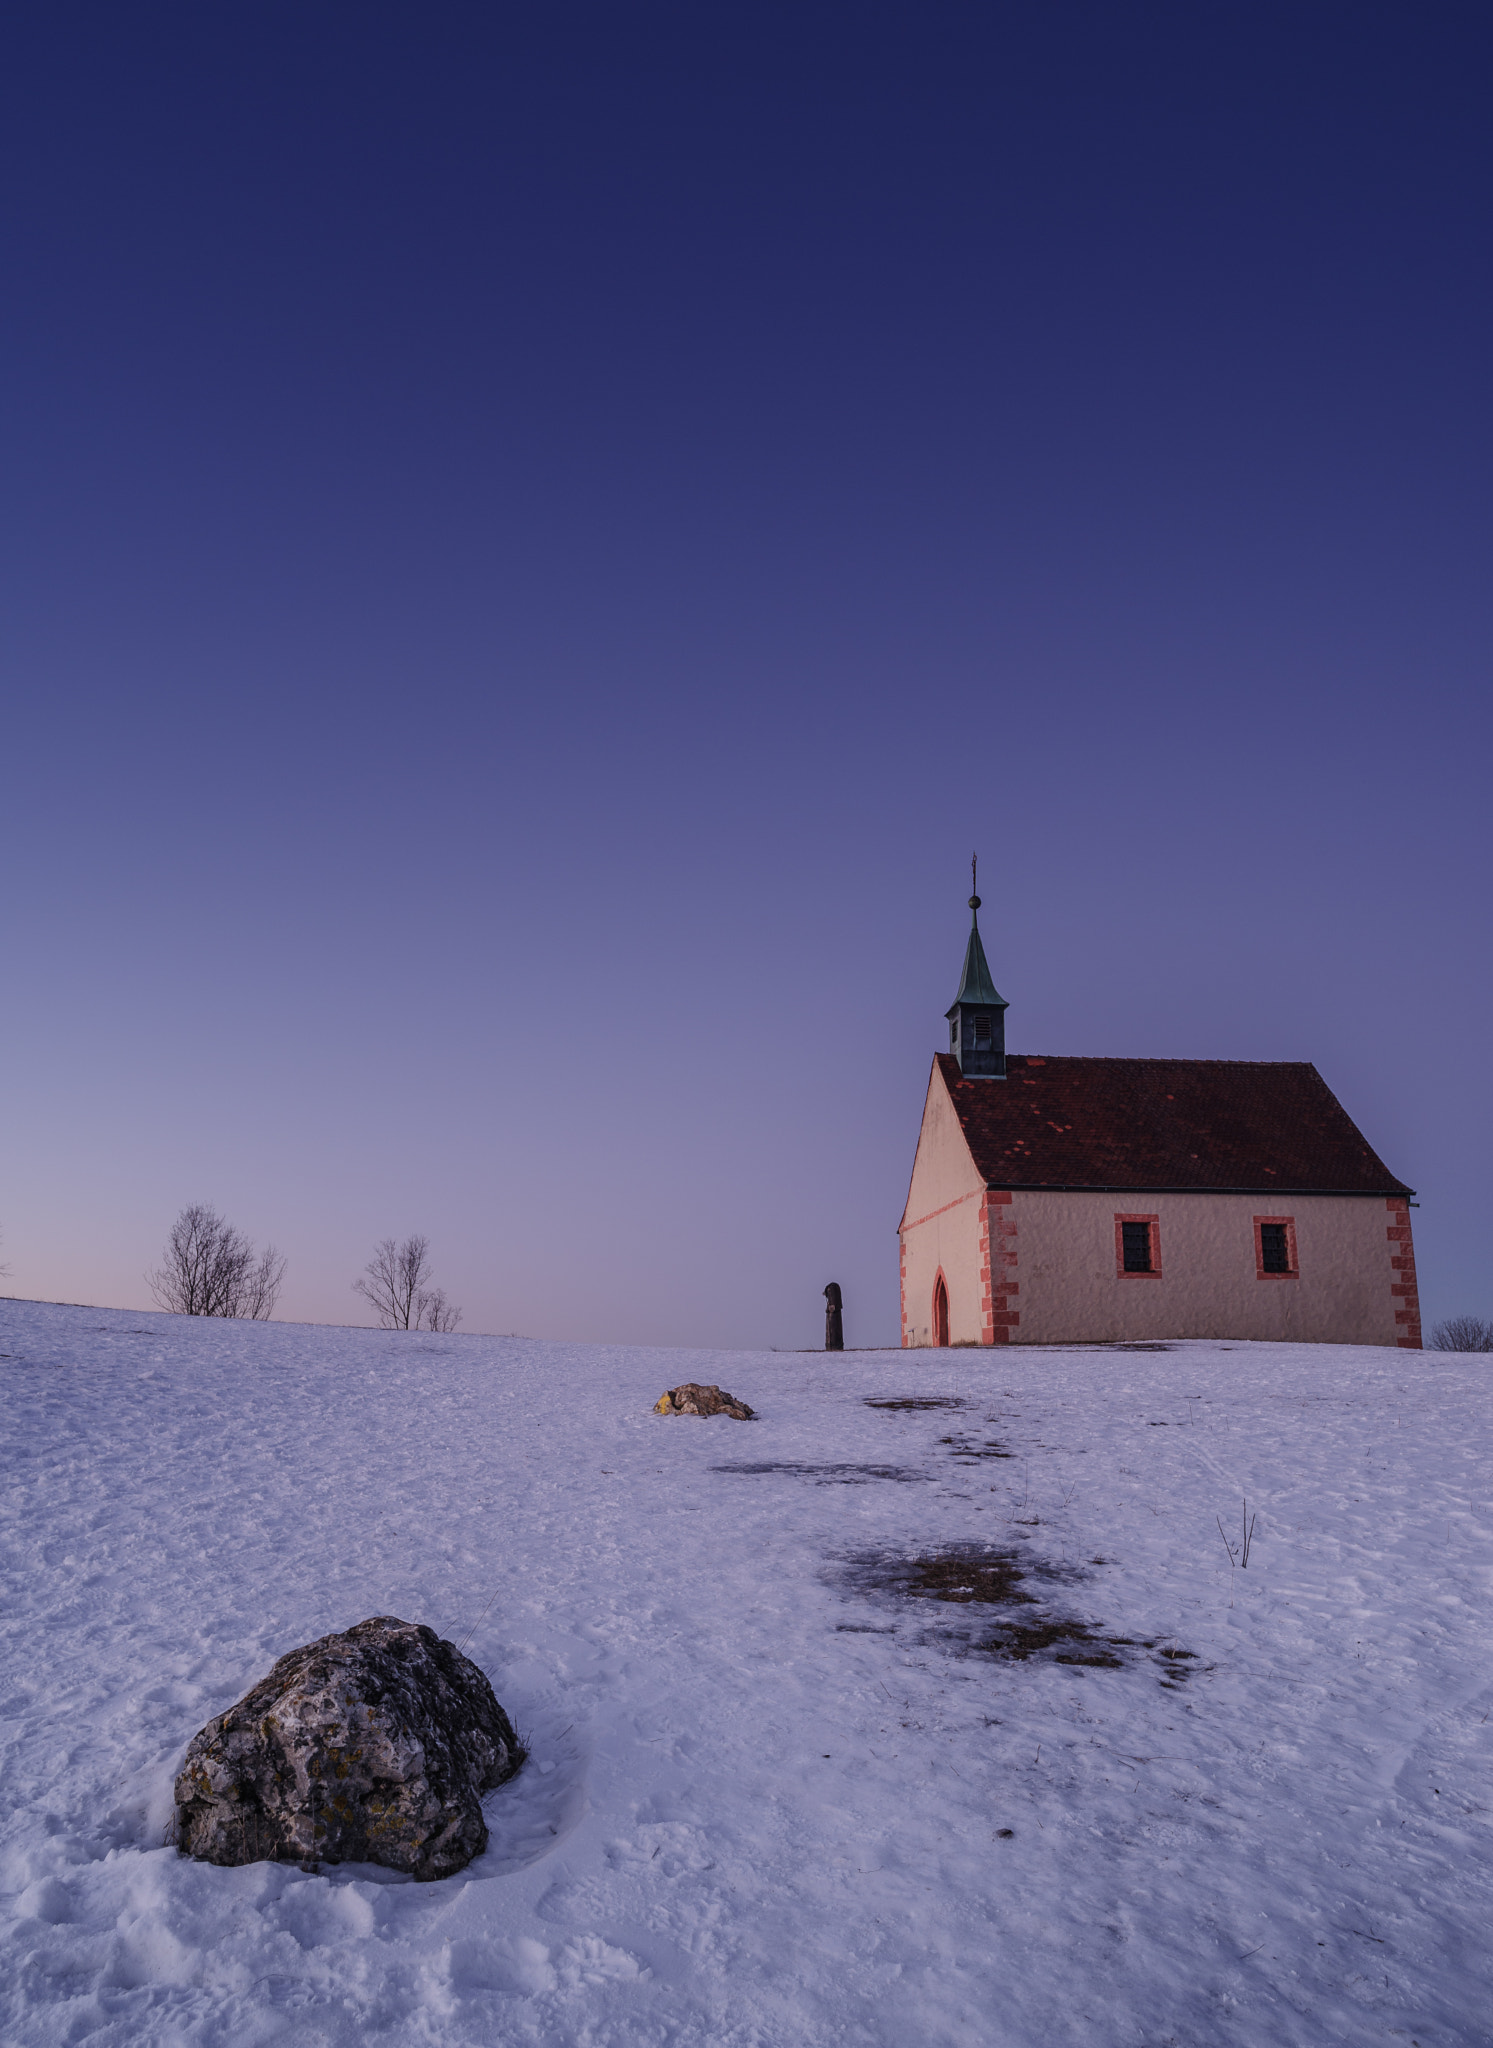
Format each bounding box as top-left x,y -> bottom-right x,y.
934,1053 -> 1412,1195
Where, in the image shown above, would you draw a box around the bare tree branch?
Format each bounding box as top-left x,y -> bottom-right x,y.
353,1238 -> 400,1327
241,1244 -> 287,1321
353,1235 -> 429,1330
148,1205 -> 284,1319
417,1285 -> 462,1334
1430,1315 -> 1493,1352
353,1235 -> 461,1332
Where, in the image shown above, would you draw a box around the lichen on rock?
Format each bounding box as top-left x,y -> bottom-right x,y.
173,1616 -> 522,1881
654,1382 -> 755,1419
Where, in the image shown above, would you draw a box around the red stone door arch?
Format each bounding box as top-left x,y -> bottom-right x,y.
933,1273 -> 949,1347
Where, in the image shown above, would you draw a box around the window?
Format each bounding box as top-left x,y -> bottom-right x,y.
933,1274 -> 950,1347
1254,1216 -> 1297,1279
1114,1213 -> 1162,1278
973,1014 -> 992,1049
1121,1221 -> 1152,1272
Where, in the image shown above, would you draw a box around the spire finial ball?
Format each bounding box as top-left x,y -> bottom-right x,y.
969,895 -> 981,911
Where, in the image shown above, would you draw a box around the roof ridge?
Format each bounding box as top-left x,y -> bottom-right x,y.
999,1053 -> 1319,1069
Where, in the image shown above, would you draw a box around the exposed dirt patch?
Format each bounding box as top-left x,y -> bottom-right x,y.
837,1544 -> 1198,1683
990,1619 -> 1126,1666
863,1550 -> 1035,1607
711,1462 -> 932,1485
938,1432 -> 1016,1461
863,1397 -> 969,1412
1156,1645 -> 1199,1688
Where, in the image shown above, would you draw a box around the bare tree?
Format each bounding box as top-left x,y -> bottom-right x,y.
241,1242 -> 288,1321
354,1235 -> 427,1329
1429,1315 -> 1493,1352
353,1235 -> 462,1332
418,1285 -> 462,1334
148,1204 -> 285,1319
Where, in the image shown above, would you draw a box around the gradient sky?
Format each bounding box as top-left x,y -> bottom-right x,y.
2,3 -> 1490,1347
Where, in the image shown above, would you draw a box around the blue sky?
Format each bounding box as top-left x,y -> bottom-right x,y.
2,3 -> 1489,1344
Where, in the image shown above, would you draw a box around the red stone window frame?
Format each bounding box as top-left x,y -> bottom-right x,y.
932,1270 -> 950,1347
1114,1213 -> 1162,1278
1253,1215 -> 1298,1280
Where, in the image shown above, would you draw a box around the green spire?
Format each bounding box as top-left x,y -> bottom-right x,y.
947,857 -> 1008,1016
945,857 -> 1009,1077
948,908 -> 1008,1014
950,909 -> 1007,1011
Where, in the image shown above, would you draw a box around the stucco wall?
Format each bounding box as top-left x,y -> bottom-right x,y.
1006,1190 -> 1415,1347
898,1068 -> 986,1345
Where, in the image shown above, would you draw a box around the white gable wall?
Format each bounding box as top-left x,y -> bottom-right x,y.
898,1065 -> 986,1345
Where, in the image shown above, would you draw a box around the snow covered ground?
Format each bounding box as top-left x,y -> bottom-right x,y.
1,1298 -> 1489,2047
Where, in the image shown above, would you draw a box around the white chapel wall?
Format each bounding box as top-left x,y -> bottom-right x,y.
1007,1190 -> 1406,1346
898,1070 -> 986,1345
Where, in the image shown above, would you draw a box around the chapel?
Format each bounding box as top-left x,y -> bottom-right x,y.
899,892 -> 1420,1349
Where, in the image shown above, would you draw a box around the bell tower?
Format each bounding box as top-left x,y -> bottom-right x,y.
946,856 -> 1008,1078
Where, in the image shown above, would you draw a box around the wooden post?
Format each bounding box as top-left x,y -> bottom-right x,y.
824,1282 -> 844,1350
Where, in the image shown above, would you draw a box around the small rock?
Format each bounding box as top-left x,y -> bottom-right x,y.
174,1616 -> 523,1881
653,1382 -> 756,1420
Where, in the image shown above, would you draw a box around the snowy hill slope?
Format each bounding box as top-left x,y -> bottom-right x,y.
1,1300 -> 1489,2046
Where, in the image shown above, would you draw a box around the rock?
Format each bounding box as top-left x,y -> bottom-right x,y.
173,1616 -> 523,1881
653,1382 -> 755,1420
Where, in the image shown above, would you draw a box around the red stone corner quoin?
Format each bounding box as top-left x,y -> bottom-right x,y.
978,1191 -> 1018,1344
1387,1195 -> 1422,1350
897,897 -> 1419,1349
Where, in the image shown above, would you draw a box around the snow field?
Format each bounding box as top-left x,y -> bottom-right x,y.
1,1299 -> 1489,2045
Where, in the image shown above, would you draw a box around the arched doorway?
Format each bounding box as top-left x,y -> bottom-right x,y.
933,1274 -> 949,1347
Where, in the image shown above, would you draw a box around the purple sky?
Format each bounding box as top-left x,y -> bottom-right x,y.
2,4 -> 1489,1347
